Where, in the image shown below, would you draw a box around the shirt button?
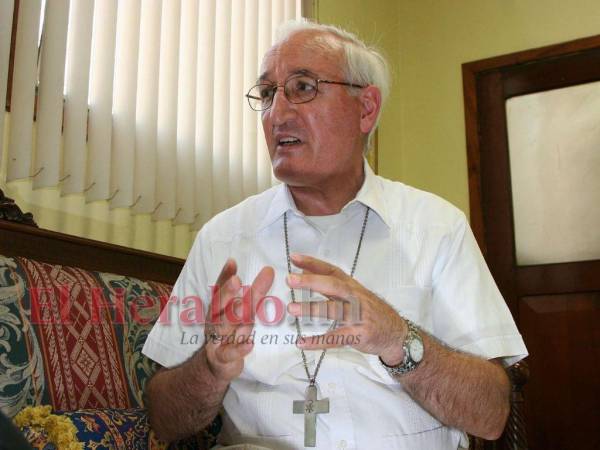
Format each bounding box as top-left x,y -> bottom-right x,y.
338,440 -> 347,449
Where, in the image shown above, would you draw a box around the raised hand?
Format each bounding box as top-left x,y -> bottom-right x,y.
285,253 -> 408,366
204,259 -> 274,384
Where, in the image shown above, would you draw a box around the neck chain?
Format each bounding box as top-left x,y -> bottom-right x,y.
284,206 -> 370,385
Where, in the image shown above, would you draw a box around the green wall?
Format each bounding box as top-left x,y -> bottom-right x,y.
317,0 -> 404,193
318,0 -> 600,216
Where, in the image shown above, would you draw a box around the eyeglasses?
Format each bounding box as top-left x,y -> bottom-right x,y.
245,74 -> 366,111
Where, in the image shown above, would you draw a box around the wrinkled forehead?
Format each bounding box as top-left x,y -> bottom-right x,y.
259,31 -> 345,82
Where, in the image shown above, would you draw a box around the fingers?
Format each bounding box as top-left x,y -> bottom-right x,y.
290,254 -> 346,278
205,332 -> 254,383
208,259 -> 240,327
209,318 -> 255,367
215,258 -> 238,287
211,261 -> 240,318
251,266 -> 275,302
212,265 -> 274,318
287,299 -> 361,324
207,275 -> 243,336
206,323 -> 254,348
205,318 -> 255,371
204,263 -> 273,383
217,266 -> 274,333
287,272 -> 353,299
216,275 -> 243,317
215,338 -> 254,363
207,266 -> 274,345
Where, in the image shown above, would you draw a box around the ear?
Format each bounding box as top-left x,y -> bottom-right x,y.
359,85 -> 382,134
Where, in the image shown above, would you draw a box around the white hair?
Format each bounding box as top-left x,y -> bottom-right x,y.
270,19 -> 391,153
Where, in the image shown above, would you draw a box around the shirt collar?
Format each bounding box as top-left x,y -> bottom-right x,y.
349,158 -> 391,228
258,158 -> 391,231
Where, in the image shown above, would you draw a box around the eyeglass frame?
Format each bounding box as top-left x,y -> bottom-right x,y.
245,74 -> 367,111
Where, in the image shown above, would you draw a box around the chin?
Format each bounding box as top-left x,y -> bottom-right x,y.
272,165 -> 297,184
270,150 -> 321,185
272,162 -> 307,186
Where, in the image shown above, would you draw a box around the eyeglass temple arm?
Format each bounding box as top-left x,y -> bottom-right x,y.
319,79 -> 366,89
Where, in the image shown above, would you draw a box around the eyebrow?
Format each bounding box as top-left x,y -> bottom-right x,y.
257,68 -> 319,84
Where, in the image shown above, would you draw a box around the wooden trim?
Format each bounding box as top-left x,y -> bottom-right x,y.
0,220 -> 184,285
461,63 -> 485,254
302,0 -> 318,20
462,33 -> 600,73
502,47 -> 600,99
476,68 -> 519,317
461,33 -> 600,450
516,260 -> 600,296
462,32 -> 600,251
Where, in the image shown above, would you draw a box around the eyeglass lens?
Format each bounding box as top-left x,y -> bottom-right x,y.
247,75 -> 318,111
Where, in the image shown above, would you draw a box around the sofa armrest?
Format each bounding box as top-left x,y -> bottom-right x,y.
470,360 -> 530,450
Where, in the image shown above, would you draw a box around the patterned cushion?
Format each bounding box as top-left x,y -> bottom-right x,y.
0,254 -> 222,448
19,407 -> 221,450
58,408 -> 222,450
0,255 -> 171,416
16,407 -> 164,449
19,426 -> 56,449
56,408 -> 165,449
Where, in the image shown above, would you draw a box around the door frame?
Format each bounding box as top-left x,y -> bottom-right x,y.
461,33 -> 600,319
462,33 -> 600,450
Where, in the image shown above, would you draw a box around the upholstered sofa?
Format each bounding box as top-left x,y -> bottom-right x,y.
0,189 -> 220,449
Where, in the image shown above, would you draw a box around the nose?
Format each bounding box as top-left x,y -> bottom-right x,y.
267,85 -> 296,125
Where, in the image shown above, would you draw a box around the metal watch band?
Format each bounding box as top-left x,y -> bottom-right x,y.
379,319 -> 423,376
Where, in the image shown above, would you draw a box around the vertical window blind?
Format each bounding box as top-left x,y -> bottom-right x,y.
1,0 -> 303,235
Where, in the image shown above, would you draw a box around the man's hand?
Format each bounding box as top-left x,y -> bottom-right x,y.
146,260 -> 274,442
204,259 -> 274,386
285,253 -> 408,364
285,253 -> 511,439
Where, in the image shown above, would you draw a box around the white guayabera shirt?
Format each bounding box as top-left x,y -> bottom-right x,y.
143,160 -> 528,450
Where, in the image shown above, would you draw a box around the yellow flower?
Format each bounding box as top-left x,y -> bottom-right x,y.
14,406 -> 83,450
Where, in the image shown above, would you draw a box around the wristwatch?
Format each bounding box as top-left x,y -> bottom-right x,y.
379,319 -> 424,376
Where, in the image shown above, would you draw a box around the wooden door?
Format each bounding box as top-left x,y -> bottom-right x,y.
463,35 -> 600,450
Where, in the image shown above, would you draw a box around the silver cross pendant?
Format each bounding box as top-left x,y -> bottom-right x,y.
293,384 -> 329,447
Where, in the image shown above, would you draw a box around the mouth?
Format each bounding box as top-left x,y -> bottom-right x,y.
276,135 -> 303,149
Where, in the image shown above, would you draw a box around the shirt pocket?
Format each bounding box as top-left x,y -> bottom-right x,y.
254,386 -> 297,437
224,381 -> 295,438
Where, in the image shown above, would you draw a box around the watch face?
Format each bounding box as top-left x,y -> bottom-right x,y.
409,339 -> 424,362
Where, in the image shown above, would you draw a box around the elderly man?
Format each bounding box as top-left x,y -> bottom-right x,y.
142,20 -> 527,450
